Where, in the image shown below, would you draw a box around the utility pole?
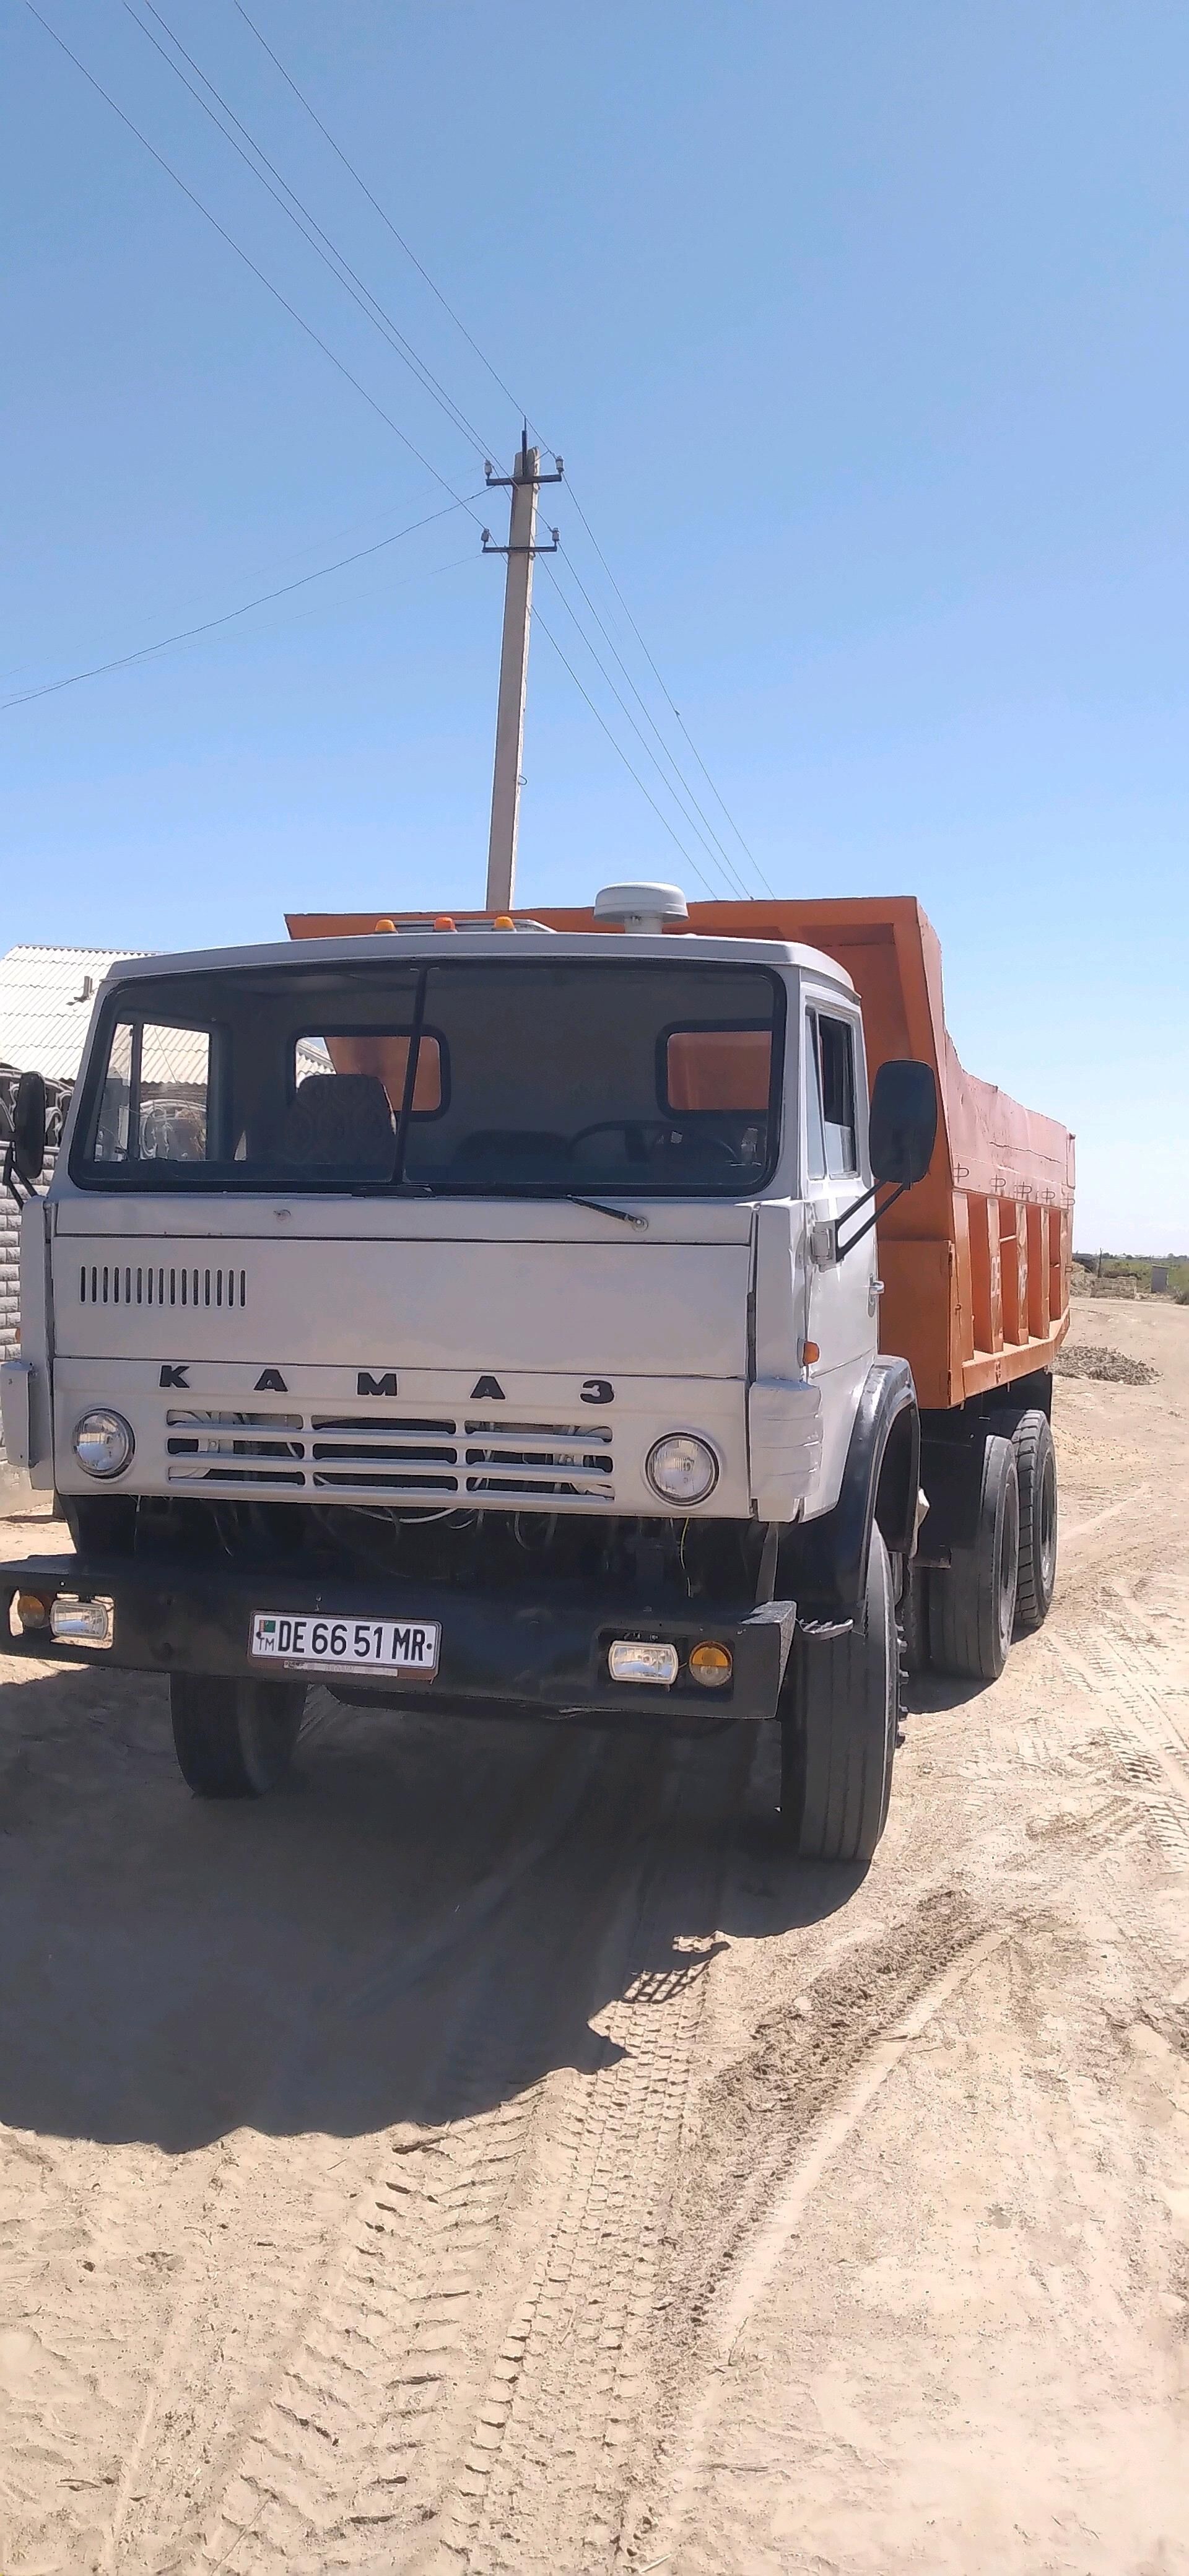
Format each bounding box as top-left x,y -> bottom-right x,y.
482,432 -> 562,912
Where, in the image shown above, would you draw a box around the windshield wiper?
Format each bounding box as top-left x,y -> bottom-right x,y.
564,1193 -> 649,1230
380,1168 -> 648,1226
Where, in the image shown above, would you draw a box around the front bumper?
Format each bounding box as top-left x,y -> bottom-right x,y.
0,1551 -> 795,1726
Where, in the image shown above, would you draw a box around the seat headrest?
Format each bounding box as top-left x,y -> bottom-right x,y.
279,1073 -> 395,1170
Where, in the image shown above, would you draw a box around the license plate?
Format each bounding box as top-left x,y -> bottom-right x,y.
250,1611 -> 440,1676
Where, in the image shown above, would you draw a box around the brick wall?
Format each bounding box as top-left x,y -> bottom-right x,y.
0,1074 -> 68,1456
0,1186 -> 19,1362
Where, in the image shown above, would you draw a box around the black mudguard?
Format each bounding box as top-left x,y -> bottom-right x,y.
778,1356 -> 920,1621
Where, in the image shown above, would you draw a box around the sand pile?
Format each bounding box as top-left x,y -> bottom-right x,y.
1055,1344 -> 1158,1385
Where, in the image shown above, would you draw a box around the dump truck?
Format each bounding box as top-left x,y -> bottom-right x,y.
0,884 -> 1073,1863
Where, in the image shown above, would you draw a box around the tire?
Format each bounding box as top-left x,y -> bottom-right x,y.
1009,1409 -> 1058,1632
899,1563 -> 931,1673
170,1673 -> 306,1798
927,1434 -> 1019,1682
778,1525 -> 898,1863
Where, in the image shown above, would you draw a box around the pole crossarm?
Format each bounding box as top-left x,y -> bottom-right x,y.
481,533 -> 559,555
484,459 -> 564,492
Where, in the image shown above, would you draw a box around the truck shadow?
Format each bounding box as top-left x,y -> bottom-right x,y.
0,1666 -> 859,2156
905,1673 -> 990,1714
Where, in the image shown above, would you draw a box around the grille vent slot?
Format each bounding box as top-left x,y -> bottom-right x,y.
164,1410 -> 614,1503
462,1419 -> 614,1499
81,1263 -> 247,1311
167,1409 -> 303,1485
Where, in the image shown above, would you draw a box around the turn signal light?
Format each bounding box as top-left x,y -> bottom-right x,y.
802,1341 -> 821,1366
689,1642 -> 733,1689
15,1593 -> 50,1631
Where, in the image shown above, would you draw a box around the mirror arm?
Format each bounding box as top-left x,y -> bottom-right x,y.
834,1180 -> 909,1263
2,1141 -> 28,1212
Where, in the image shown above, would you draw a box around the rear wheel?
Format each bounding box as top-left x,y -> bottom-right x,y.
927,1434 -> 1019,1682
170,1673 -> 306,1798
1009,1409 -> 1058,1632
779,1525 -> 898,1863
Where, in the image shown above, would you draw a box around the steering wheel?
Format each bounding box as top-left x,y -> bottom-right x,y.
568,1118 -> 746,1170
569,1118 -> 668,1164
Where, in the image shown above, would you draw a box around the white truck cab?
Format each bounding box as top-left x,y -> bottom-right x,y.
1,886 -> 936,1861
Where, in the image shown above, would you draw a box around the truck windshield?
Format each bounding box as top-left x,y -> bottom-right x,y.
71,957 -> 783,1197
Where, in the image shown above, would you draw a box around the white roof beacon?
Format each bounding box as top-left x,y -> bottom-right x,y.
592,882 -> 689,936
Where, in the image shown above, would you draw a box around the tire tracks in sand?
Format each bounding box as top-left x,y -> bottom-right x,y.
74,1740 -> 603,2576
110,1731 -> 740,2575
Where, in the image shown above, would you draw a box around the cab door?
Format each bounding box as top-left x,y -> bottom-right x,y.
802,997 -> 878,1503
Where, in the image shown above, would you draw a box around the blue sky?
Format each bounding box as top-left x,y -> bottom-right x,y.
4,1 -> 1187,1248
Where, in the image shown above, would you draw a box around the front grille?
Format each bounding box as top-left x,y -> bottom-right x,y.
164,1410 -> 615,1505
81,1261 -> 247,1311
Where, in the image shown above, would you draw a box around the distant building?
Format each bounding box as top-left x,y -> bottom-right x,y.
0,943 -> 141,1085
1,944 -> 141,1370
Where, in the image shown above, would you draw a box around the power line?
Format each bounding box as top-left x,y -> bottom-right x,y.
124,0 -> 498,465
25,6 -> 767,895
227,0 -> 761,895
547,553 -> 752,898
22,3 -> 479,517
1,496 -> 478,710
0,497 -> 464,697
532,611 -> 718,899
564,484 -> 773,895
231,0 -> 552,455
541,565 -> 741,899
115,2 -> 741,895
89,1 -> 759,890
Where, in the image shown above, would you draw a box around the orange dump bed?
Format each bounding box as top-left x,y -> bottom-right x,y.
287,897 -> 1074,1412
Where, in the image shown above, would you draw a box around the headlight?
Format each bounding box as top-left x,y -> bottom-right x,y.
608,1640 -> 679,1686
72,1410 -> 134,1479
645,1432 -> 718,1505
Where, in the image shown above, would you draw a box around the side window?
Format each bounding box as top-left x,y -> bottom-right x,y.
94,1020 -> 134,1162
818,1014 -> 858,1177
93,1020 -> 212,1163
300,1030 -> 445,1116
803,1012 -> 827,1180
805,1009 -> 859,1180
663,1026 -> 771,1113
140,1024 -> 211,1161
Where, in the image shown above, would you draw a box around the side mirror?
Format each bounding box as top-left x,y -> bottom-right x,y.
869,1058 -> 937,1189
12,1069 -> 48,1184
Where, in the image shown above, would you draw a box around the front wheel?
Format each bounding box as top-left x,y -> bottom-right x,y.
778,1525 -> 899,1863
170,1673 -> 306,1798
899,1563 -> 931,1673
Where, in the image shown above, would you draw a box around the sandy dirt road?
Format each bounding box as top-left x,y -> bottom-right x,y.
1,1293 -> 1187,2575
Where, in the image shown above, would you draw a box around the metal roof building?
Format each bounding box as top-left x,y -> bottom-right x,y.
1,946 -> 142,1388
0,944 -> 142,1086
